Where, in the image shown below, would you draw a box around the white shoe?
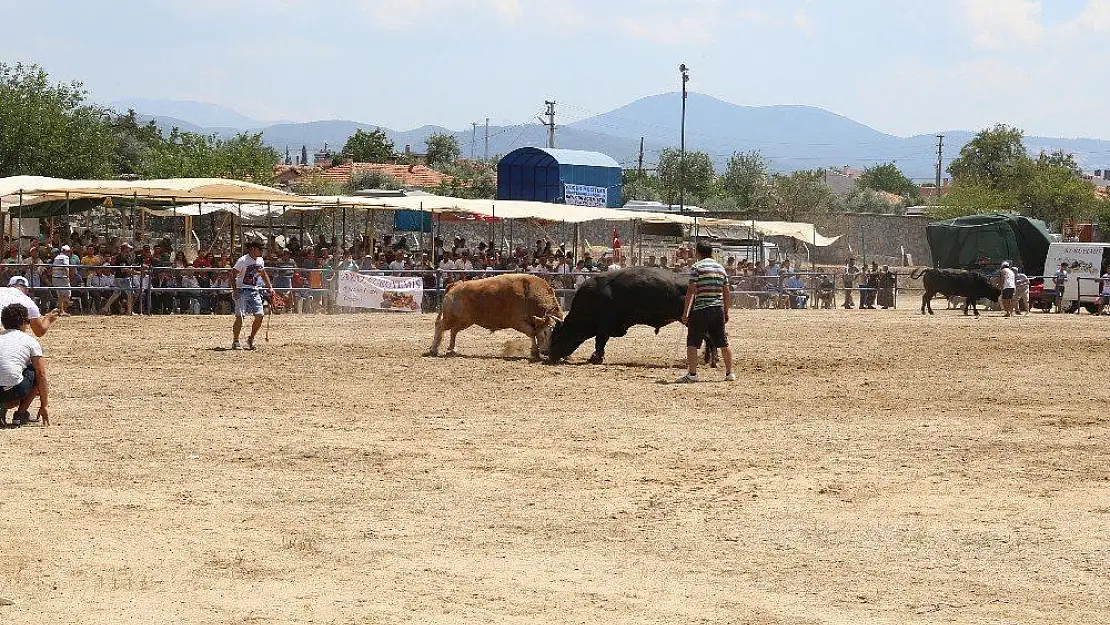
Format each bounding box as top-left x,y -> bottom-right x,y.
724,373 -> 737,382
675,373 -> 699,384
231,341 -> 242,350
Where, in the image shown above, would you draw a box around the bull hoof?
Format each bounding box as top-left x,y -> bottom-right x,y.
445,349 -> 458,357
424,350 -> 439,357
587,352 -> 604,364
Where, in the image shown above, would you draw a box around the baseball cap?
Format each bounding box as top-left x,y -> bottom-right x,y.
62,245 -> 71,251
1001,261 -> 1010,268
8,276 -> 29,288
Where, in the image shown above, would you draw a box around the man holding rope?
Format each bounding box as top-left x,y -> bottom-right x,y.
677,241 -> 735,384
230,240 -> 277,351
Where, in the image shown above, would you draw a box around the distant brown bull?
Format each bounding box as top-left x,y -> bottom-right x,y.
426,273 -> 563,360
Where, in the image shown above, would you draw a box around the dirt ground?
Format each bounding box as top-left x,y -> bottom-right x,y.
1,303 -> 1108,625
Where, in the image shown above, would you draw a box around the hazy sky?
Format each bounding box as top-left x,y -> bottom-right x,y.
2,0 -> 1108,138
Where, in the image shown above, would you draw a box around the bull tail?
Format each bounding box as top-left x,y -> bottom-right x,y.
909,268 -> 927,281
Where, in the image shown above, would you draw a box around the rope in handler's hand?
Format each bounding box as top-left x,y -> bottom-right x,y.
266,292 -> 286,343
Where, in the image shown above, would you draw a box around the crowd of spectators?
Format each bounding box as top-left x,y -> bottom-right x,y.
0,227 -> 902,316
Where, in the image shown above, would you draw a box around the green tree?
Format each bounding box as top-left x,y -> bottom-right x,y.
1035,149 -> 1082,176
106,109 -> 163,176
1020,159 -> 1099,225
847,187 -> 902,214
948,124 -> 1031,191
437,159 -> 497,199
341,128 -> 394,163
0,62 -> 115,178
720,150 -> 769,213
858,162 -> 917,197
139,129 -> 278,183
425,133 -> 460,169
768,169 -> 838,221
657,148 -> 715,206
621,169 -> 658,204
344,170 -> 404,194
293,175 -> 344,196
929,182 -> 1018,220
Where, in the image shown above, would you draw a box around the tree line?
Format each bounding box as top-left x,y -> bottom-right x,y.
622,148 -> 921,220
0,63 -> 278,184
939,124 -> 1108,229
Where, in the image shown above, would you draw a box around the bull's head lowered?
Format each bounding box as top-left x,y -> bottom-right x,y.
531,314 -> 562,360
543,319 -> 572,364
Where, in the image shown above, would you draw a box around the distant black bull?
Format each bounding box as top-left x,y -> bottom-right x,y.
910,268 -> 1001,316
547,266 -> 717,364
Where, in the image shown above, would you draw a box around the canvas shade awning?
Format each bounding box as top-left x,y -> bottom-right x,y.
300,194 -> 702,225
748,221 -> 840,247
141,202 -> 324,218
0,176 -> 307,209
0,177 -> 839,246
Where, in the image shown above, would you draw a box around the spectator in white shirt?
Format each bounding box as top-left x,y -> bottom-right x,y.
51,245 -> 75,316
999,261 -> 1016,317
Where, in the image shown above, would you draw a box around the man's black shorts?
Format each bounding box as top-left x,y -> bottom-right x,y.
687,306 -> 729,349
1002,287 -> 1015,299
0,367 -> 36,404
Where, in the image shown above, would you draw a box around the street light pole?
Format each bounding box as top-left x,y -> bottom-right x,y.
679,64 -> 689,216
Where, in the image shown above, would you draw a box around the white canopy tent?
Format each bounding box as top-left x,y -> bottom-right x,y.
0,177 -> 839,249
0,176 -> 307,208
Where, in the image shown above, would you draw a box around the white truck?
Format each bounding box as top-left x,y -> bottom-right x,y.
1041,242 -> 1110,313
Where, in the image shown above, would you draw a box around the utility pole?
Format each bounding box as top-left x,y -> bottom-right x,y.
935,134 -> 945,196
484,118 -> 490,159
637,137 -> 645,176
471,122 -> 478,159
541,101 -> 556,148
679,64 -> 690,214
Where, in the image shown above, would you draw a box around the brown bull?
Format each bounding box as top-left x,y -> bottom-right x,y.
426,273 -> 563,359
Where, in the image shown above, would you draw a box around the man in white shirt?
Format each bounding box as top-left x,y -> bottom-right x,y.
52,245 -> 75,316
229,241 -> 276,350
999,261 -> 1016,318
0,302 -> 49,427
0,276 -> 60,336
388,253 -> 406,272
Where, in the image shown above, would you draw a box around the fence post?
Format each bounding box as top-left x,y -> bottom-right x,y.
435,269 -> 443,313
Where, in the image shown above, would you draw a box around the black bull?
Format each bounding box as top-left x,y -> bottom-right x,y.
547,266 -> 719,364
909,268 -> 1001,316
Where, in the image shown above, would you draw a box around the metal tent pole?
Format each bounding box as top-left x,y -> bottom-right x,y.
64,192 -> 71,242
17,190 -> 23,258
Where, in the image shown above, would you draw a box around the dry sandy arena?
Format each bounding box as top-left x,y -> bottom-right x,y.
1,304 -> 1108,624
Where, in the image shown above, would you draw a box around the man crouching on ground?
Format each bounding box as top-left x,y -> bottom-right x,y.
0,303 -> 49,427
677,241 -> 735,384
230,240 -> 277,350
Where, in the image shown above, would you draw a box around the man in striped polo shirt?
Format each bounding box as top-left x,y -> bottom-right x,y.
678,241 -> 735,383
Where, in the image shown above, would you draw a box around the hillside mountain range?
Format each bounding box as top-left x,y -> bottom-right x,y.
112,93 -> 1110,181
